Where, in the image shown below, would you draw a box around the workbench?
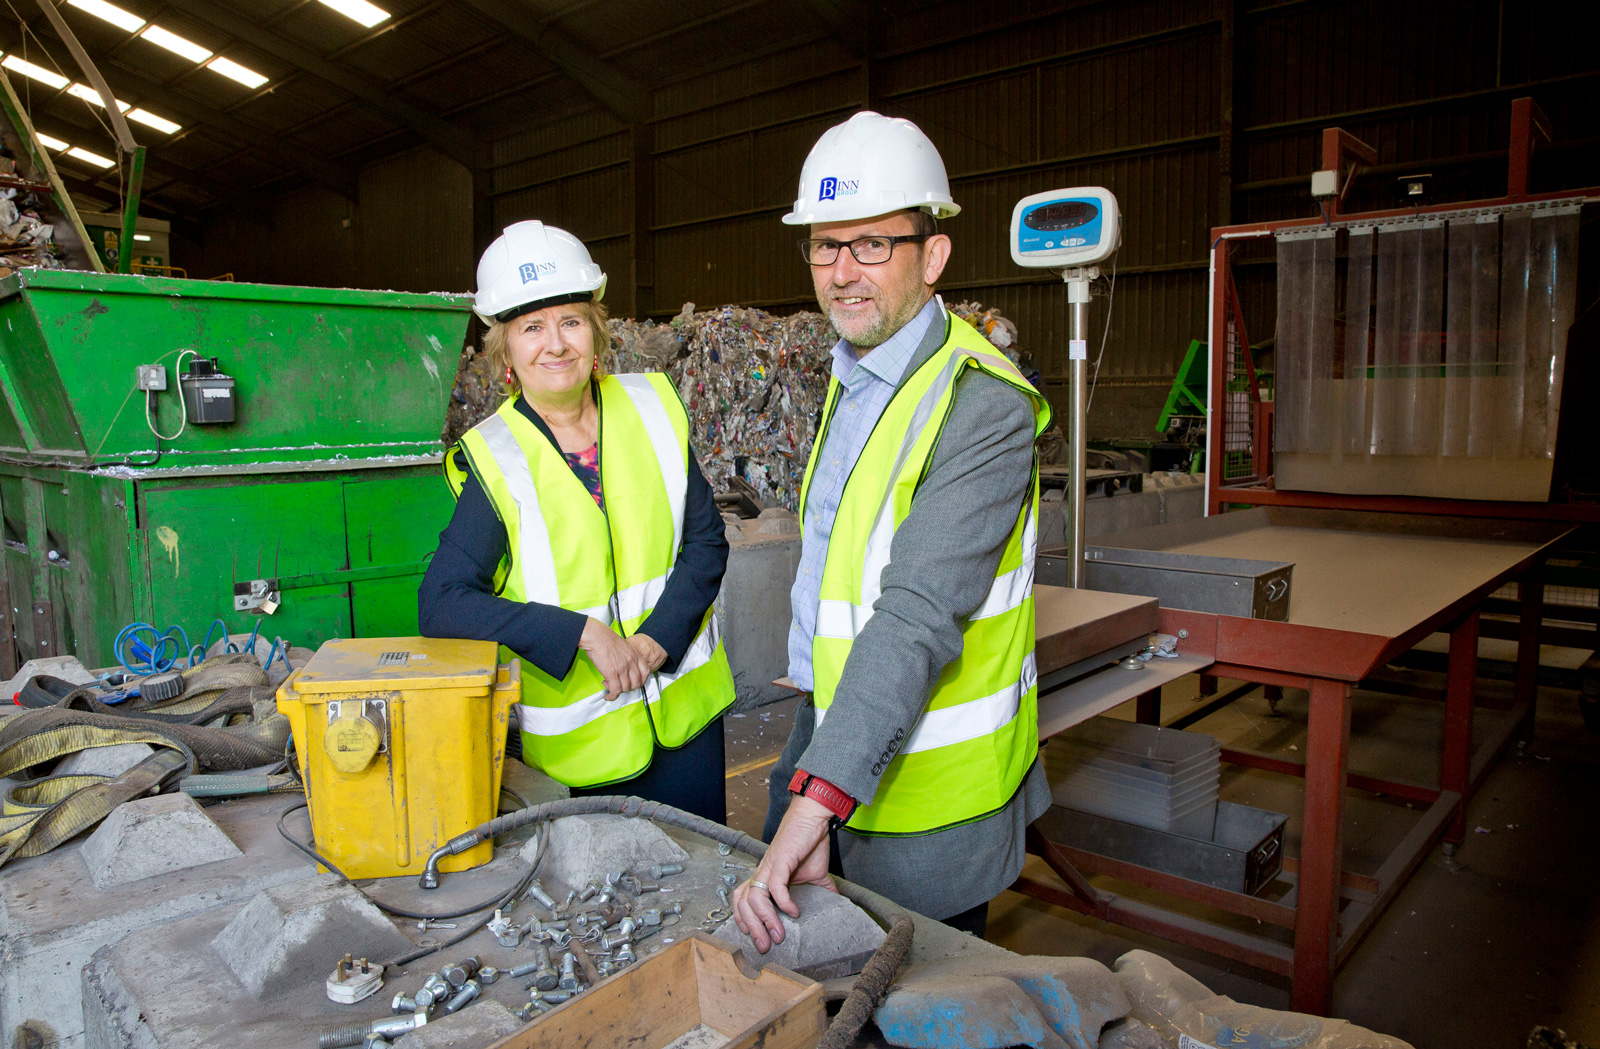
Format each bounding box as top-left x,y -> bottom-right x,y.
1020,507 -> 1572,1014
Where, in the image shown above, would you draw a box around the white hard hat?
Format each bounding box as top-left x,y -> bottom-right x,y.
473,220 -> 607,324
782,111 -> 960,226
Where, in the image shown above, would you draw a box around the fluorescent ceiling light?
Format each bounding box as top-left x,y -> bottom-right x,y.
68,83 -> 131,111
2,56 -> 70,90
133,233 -> 151,242
139,25 -> 212,63
317,0 -> 390,28
34,132 -> 68,151
205,56 -> 267,88
127,108 -> 180,134
66,0 -> 146,33
67,146 -> 115,168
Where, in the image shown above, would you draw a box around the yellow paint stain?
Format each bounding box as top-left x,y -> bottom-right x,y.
155,526 -> 180,575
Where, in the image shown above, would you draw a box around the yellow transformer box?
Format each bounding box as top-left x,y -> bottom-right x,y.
277,637 -> 520,879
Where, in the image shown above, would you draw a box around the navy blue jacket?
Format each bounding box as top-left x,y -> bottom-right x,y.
417,393 -> 728,681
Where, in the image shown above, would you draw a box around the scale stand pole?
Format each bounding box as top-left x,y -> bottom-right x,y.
1064,267 -> 1096,588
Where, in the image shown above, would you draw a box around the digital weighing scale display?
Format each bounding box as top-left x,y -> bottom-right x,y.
1010,188 -> 1120,268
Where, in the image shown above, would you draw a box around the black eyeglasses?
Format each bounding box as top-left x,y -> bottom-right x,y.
798,234 -> 930,266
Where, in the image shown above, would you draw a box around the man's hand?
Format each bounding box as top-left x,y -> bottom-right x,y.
579,618 -> 652,700
625,633 -> 668,674
732,794 -> 836,953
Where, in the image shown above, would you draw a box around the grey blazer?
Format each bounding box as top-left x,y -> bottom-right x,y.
765,307 -> 1052,921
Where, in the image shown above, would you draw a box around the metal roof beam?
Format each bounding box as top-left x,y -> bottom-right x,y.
459,0 -> 648,123
800,0 -> 869,56
160,0 -> 484,171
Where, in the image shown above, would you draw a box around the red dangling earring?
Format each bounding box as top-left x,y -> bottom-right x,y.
504,365 -> 514,384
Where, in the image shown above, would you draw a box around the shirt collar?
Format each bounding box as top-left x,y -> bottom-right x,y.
830,294 -> 943,390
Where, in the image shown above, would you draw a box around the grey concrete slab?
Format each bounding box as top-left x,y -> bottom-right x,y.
535,815 -> 689,897
1,792 -> 317,1049
713,883 -> 885,979
55,743 -> 158,779
212,876 -> 415,1000
81,794 -> 242,890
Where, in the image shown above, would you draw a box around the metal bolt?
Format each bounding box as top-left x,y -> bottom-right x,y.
478,967 -> 501,985
717,842 -> 733,856
641,909 -> 661,926
558,952 -> 579,992
648,863 -> 684,879
636,881 -> 659,893
442,957 -> 480,988
416,918 -> 457,931
599,929 -> 633,951
507,961 -> 540,978
549,929 -> 572,948
722,862 -> 748,870
529,945 -> 558,991
578,881 -> 600,901
716,887 -> 730,907
616,943 -> 636,965
442,980 -> 479,1014
390,993 -> 417,1015
665,902 -> 682,916
528,880 -> 557,909
721,873 -> 739,887
364,1035 -> 391,1049
542,990 -> 573,1004
615,917 -> 637,937
317,1012 -> 427,1049
415,973 -> 449,1009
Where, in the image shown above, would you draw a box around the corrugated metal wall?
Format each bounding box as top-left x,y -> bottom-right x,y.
188,0 -> 1600,437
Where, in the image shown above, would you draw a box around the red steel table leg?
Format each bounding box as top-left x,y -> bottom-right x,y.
1442,610 -> 1480,847
1515,561 -> 1544,744
1292,677 -> 1352,1015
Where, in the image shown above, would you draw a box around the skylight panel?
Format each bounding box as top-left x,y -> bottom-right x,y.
67,146 -> 115,168
127,108 -> 180,134
66,0 -> 146,33
139,25 -> 212,63
35,132 -> 68,150
68,83 -> 131,111
206,56 -> 267,88
317,0 -> 390,28
2,56 -> 69,90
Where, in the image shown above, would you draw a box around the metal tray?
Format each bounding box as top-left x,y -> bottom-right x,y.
1039,544 -> 1294,620
1040,799 -> 1287,897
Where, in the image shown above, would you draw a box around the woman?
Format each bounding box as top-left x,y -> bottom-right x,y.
419,220 -> 735,822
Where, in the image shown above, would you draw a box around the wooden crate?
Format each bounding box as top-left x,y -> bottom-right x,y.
486,933 -> 825,1049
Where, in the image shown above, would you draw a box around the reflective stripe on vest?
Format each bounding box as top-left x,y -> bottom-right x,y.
801,311 -> 1052,835
449,374 -> 735,787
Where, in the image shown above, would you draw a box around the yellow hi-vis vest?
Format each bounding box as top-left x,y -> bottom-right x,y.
801,312 -> 1051,835
446,374 -> 735,788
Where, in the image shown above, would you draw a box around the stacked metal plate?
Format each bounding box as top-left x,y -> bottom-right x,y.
1045,717 -> 1221,839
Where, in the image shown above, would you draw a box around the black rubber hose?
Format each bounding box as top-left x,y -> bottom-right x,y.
422,795 -> 915,1047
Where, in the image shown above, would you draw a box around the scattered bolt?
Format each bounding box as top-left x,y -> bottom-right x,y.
721,862 -> 748,871
530,945 -> 558,991
415,973 -> 449,1010
721,873 -> 739,888
364,1035 -> 391,1049
665,902 -> 683,916
390,993 -> 417,1015
442,979 -> 480,1014
528,880 -> 558,909
442,957 -> 480,988
558,952 -> 579,992
616,943 -> 636,965
717,842 -> 733,856
649,863 -> 684,879
507,961 -> 540,979
415,918 -> 458,932
716,887 -> 730,907
542,990 -> 573,1004
317,1012 -> 427,1049
578,881 -> 600,901
641,908 -> 661,926
549,929 -> 572,948
636,881 -> 659,893
478,967 -> 501,985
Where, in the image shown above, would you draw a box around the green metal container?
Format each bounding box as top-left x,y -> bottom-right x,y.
0,269 -> 473,673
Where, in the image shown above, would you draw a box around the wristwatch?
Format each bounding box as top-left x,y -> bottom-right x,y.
788,769 -> 857,829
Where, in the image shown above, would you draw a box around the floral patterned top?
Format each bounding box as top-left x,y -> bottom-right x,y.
563,441 -> 603,509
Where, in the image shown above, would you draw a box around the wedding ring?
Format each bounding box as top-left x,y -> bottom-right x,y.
750,879 -> 769,891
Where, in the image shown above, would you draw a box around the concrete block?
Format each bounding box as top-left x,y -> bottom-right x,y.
81,793 -> 242,890
1,792 -> 317,1049
1,655 -> 96,698
718,527 -> 801,711
394,999 -> 521,1047
55,742 -> 156,779
754,507 -> 800,536
874,953 -> 1129,1049
536,814 -> 688,894
211,875 -> 413,1000
713,883 -> 885,979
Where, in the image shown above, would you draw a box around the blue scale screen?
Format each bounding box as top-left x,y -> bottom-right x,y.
1016,199 -> 1104,255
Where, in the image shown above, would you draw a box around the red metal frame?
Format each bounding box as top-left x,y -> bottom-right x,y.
1016,512 -> 1567,1015
1204,96 -> 1600,521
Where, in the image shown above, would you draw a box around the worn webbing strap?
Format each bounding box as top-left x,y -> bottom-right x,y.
0,749 -> 188,866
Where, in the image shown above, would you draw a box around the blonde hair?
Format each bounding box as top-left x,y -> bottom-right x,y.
484,299 -> 613,392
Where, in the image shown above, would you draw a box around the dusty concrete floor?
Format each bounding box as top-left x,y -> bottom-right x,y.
722,666 -> 1600,1049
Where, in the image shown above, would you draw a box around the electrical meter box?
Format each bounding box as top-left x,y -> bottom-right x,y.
1010,187 -> 1121,268
179,356 -> 236,424
278,637 -> 520,879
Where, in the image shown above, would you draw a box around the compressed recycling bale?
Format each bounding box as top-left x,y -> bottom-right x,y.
442,300 -> 1026,511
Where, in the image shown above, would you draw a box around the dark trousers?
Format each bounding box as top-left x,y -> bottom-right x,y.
568,717 -> 727,825
941,900 -> 988,938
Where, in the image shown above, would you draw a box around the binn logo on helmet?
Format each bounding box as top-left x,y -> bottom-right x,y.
819,177 -> 837,201
818,177 -> 858,203
518,261 -> 557,283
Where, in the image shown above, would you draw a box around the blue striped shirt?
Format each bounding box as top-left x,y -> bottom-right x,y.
787,296 -> 943,690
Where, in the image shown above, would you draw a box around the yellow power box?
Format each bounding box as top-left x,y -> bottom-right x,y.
277,637 -> 520,879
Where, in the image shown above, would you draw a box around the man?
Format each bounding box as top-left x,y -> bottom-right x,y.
732,111 -> 1052,950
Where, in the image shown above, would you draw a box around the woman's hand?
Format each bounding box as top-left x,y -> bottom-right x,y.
580,618 -> 651,700
626,633 -> 668,674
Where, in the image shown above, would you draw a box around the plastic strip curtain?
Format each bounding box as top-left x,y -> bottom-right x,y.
1274,202 -> 1579,463
1273,229 -> 1336,453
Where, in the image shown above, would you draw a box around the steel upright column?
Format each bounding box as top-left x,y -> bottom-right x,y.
1065,271 -> 1092,587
